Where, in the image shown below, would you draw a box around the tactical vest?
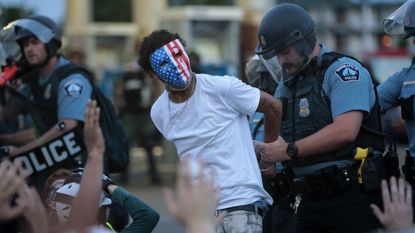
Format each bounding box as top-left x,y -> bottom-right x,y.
26,60 -> 89,134
280,52 -> 385,167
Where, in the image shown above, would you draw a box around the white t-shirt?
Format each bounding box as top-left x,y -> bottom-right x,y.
151,73 -> 272,209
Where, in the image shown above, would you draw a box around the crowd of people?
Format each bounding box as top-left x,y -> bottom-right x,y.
0,0 -> 415,233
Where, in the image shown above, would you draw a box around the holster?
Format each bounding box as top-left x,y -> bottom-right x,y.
360,151 -> 388,191
266,169 -> 295,202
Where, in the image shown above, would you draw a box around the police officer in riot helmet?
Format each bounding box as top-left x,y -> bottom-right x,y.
380,0 -> 415,188
255,3 -> 385,233
0,15 -> 93,196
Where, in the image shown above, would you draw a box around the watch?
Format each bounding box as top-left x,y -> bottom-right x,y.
287,143 -> 298,159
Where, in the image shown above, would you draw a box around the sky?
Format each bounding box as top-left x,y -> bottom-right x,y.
0,0 -> 66,23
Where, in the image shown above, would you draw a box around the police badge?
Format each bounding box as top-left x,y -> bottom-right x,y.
299,98 -> 310,118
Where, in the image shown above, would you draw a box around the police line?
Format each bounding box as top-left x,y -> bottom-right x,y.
10,129 -> 86,177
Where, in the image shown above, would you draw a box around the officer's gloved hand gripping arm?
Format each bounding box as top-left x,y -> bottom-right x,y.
259,111 -> 363,163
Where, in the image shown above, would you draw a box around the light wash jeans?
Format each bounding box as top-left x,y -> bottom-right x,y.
216,210 -> 263,233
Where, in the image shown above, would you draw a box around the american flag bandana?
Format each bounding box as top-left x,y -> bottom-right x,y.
150,39 -> 192,90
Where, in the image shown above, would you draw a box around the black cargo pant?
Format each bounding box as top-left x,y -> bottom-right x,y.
295,182 -> 382,233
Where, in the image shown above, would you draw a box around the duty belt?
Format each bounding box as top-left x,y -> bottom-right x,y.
215,204 -> 263,217
292,165 -> 358,200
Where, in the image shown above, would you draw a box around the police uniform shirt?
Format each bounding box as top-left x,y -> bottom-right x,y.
275,45 -> 375,120
54,57 -> 92,122
248,112 -> 265,142
275,45 -> 375,176
16,57 -> 92,123
377,59 -> 415,157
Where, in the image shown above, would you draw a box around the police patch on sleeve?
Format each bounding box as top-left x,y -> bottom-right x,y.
64,81 -> 84,97
335,64 -> 360,82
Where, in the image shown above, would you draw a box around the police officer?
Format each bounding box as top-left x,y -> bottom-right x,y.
255,3 -> 385,233
379,0 -> 415,186
0,15 -> 92,194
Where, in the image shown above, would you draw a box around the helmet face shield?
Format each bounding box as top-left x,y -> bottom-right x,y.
259,55 -> 282,84
9,18 -> 55,43
0,31 -> 21,66
245,55 -> 262,87
384,0 -> 415,38
258,35 -> 312,84
0,17 -> 57,65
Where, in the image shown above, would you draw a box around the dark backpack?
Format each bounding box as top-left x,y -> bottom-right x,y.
52,63 -> 129,173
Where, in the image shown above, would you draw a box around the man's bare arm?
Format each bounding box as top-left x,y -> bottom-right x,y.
296,110 -> 363,157
256,91 -> 282,143
0,128 -> 36,146
9,119 -> 78,156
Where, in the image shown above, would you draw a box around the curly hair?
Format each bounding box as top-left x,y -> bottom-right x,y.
138,29 -> 187,73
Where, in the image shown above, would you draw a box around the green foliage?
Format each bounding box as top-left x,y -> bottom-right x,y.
0,7 -> 33,26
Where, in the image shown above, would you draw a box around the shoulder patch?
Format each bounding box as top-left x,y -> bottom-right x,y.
64,81 -> 84,97
335,64 -> 360,82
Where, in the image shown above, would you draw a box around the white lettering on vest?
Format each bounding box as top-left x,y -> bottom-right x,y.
63,132 -> 81,155
40,147 -> 54,166
49,140 -> 68,162
29,151 -> 47,172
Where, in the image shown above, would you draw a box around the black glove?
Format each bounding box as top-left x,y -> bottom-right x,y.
63,167 -> 83,185
101,173 -> 116,194
402,152 -> 415,186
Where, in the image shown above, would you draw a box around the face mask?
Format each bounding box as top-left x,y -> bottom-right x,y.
150,39 -> 192,90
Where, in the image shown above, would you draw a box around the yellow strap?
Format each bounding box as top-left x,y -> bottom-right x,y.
353,147 -> 369,184
106,222 -> 116,233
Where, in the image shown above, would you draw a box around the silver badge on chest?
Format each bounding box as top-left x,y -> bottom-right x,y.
299,98 -> 310,118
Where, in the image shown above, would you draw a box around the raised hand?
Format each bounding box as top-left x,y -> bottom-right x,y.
163,159 -> 221,233
83,100 -> 104,158
370,177 -> 413,231
0,160 -> 29,221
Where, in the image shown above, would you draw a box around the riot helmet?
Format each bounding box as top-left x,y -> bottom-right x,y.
1,15 -> 61,64
256,3 -> 317,83
52,182 -> 112,224
384,0 -> 415,39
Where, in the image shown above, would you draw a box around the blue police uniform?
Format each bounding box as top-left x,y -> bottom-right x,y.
56,57 -> 92,123
275,44 -> 384,233
378,58 -> 415,157
15,56 -> 92,198
276,45 -> 377,177
18,56 -> 92,134
249,112 -> 265,142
